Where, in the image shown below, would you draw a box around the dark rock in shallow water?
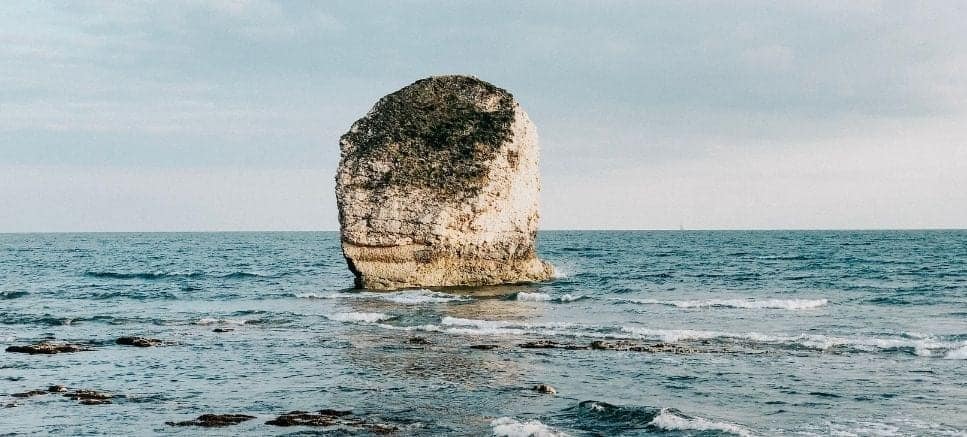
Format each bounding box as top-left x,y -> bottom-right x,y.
5,342 -> 92,354
533,384 -> 557,395
518,340 -> 588,350
407,336 -> 431,345
266,410 -> 398,433
212,328 -> 234,333
589,340 -> 696,354
11,390 -> 47,398
470,344 -> 499,350
116,336 -> 166,347
166,414 -> 256,427
266,410 -> 353,427
65,389 -> 115,405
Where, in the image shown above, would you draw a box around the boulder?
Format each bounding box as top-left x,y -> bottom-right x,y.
336,75 -> 554,290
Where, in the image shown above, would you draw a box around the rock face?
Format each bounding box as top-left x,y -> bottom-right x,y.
336,75 -> 553,289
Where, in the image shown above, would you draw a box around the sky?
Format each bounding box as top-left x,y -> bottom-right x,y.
1,0 -> 965,232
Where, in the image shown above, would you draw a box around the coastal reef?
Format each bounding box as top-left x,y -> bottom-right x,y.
336,75 -> 553,289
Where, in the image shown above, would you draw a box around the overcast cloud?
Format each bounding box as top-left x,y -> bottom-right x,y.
1,0 -> 965,231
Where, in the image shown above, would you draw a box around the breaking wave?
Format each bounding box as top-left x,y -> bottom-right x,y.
612,297 -> 828,310
491,417 -> 568,437
517,292 -> 588,303
194,318 -> 251,326
296,289 -> 468,304
327,312 -> 393,323
648,408 -> 752,436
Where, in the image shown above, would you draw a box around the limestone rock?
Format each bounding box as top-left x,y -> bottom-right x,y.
336,75 -> 553,289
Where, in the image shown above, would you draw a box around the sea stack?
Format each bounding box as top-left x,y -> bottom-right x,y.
336,75 -> 553,290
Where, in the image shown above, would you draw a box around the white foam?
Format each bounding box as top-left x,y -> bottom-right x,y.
649,408 -> 752,436
295,292 -> 339,299
550,264 -> 569,279
517,292 -> 585,303
327,312 -> 392,323
491,417 -> 568,437
614,297 -> 828,310
296,289 -> 467,304
619,326 -> 959,356
945,345 -> 967,360
375,289 -> 468,304
195,318 -> 249,326
518,292 -> 553,302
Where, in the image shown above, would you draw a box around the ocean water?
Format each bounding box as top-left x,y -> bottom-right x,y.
1,230 -> 965,436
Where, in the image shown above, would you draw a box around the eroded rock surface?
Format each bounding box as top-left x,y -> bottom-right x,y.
336,75 -> 553,289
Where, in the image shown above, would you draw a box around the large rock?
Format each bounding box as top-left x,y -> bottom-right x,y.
336,75 -> 553,290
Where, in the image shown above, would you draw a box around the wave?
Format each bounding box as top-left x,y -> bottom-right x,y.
296,289 -> 468,304
491,417 -> 568,437
945,345 -> 967,360
360,314 -> 966,358
517,292 -> 588,303
648,408 -> 751,436
612,297 -> 828,310
327,312 -> 393,323
1,291 -> 30,300
84,270 -> 275,280
194,318 -> 251,326
85,271 -> 203,280
619,326 -> 961,357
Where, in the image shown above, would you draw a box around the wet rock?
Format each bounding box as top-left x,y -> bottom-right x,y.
266,410 -> 398,433
11,390 -> 47,398
266,410 -> 353,427
589,340 -> 697,354
518,340 -> 588,350
533,384 -> 557,395
65,389 -> 114,404
166,414 -> 257,428
470,344 -> 499,350
116,336 -> 166,347
212,328 -> 234,333
407,336 -> 431,345
337,75 -> 553,290
5,342 -> 92,354
79,398 -> 111,405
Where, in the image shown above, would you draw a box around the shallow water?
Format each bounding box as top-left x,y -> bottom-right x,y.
1,231 -> 965,435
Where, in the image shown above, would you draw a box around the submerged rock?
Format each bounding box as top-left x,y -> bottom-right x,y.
11,390 -> 47,398
336,75 -> 554,290
469,344 -> 499,350
166,414 -> 256,428
5,342 -> 92,354
115,336 -> 166,347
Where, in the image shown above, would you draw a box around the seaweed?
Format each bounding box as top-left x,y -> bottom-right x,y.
341,75 -> 515,198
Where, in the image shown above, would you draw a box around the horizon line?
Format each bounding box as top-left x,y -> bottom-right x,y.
1,227 -> 965,235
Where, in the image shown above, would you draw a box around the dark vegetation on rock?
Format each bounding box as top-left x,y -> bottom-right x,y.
166,414 -> 256,428
340,75 -> 515,199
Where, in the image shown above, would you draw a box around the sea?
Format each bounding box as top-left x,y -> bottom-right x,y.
1,230 -> 965,436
